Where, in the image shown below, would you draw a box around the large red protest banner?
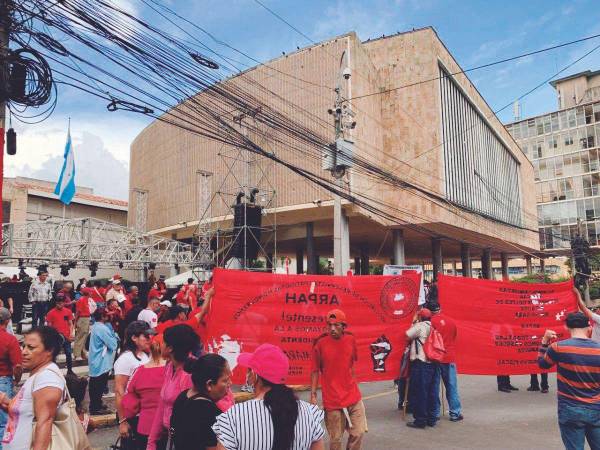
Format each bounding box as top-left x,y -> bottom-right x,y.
438,275 -> 578,375
206,268 -> 422,384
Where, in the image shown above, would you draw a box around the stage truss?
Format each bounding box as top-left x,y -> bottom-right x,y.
1,217 -> 199,269
192,112 -> 277,279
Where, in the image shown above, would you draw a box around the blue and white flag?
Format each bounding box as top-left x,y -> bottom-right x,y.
54,130 -> 76,205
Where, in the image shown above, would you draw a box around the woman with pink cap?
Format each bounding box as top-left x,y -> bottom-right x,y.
213,343 -> 325,450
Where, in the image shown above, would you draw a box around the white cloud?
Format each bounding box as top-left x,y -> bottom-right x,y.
6,114 -> 149,200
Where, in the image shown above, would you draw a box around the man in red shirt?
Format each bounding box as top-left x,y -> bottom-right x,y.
123,286 -> 140,316
45,293 -> 75,373
74,292 -> 92,360
311,309 -> 366,450
0,307 -> 22,441
430,302 -> 463,422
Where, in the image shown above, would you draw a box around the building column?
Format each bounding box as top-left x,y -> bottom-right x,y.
296,248 -> 304,274
525,255 -> 533,275
501,253 -> 509,281
540,258 -> 546,275
306,222 -> 317,275
481,248 -> 492,279
431,238 -> 442,281
461,243 -> 471,277
452,260 -> 458,276
334,208 -> 350,275
354,256 -> 361,275
392,229 -> 405,265
360,244 -> 369,276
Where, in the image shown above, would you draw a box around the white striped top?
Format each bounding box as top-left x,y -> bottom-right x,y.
213,399 -> 324,450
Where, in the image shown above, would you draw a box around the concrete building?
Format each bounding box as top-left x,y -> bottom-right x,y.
129,27 -> 539,278
2,176 -> 128,225
506,70 -> 600,253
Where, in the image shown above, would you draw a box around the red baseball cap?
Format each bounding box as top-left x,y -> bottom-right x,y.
237,343 -> 289,385
326,309 -> 347,324
418,308 -> 432,319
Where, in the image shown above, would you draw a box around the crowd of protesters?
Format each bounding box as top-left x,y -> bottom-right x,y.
0,269 -> 599,450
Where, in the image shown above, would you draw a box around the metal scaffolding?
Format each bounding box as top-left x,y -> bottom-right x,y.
191,112 -> 277,275
132,188 -> 148,233
1,217 -> 199,269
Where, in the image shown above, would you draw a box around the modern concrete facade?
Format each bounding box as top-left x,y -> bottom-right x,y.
506,70 -> 600,253
130,27 -> 538,277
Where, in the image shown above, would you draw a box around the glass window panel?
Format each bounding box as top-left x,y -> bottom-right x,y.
590,149 -> 599,172
559,111 -> 567,129
574,176 -> 584,197
584,175 -> 593,197
551,113 -> 559,131
586,105 -> 594,124
592,173 -> 600,195
554,157 -> 563,177
577,106 -> 586,126
581,152 -> 591,173
537,118 -> 544,135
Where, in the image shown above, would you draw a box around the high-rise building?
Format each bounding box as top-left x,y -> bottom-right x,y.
506,70 -> 600,252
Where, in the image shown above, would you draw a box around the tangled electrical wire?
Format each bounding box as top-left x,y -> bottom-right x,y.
6,0 -> 597,255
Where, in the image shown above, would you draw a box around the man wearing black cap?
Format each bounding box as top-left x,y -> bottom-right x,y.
539,311 -> 600,449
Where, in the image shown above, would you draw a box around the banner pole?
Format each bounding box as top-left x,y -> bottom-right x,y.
441,380 -> 446,417
402,376 -> 410,420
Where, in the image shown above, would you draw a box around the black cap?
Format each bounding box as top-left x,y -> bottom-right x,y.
126,320 -> 156,336
566,312 -> 590,329
426,302 -> 441,313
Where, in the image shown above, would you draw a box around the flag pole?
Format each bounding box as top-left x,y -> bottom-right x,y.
63,117 -> 70,220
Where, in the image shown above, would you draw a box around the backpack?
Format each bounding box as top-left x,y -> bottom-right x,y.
423,322 -> 446,363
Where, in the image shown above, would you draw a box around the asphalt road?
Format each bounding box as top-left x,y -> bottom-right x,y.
88,373 -> 580,450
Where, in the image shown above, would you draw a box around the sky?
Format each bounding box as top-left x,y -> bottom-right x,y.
7,0 -> 600,200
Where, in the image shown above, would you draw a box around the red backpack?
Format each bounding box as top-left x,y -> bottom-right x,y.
423,323 -> 446,363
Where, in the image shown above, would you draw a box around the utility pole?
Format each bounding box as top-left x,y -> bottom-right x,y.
572,218 -> 592,305
0,1 -> 10,135
328,51 -> 353,276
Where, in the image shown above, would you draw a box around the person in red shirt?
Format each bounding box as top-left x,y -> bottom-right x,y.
0,307 -> 22,441
86,282 -> 106,307
311,309 -> 366,450
74,293 -> 92,360
45,293 -> 75,373
106,299 -> 124,338
430,302 -> 463,422
123,286 -> 140,316
147,283 -> 163,302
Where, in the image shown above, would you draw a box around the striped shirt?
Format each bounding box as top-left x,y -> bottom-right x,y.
213,399 -> 324,450
538,337 -> 600,409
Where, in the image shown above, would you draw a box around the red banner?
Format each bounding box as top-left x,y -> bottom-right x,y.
206,268 -> 422,384
438,274 -> 578,375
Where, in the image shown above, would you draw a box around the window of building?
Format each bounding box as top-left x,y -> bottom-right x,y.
568,110 -> 577,128
577,106 -> 586,126
564,134 -> 573,146
586,105 -> 594,124
537,118 -> 544,136
594,103 -> 600,123
439,66 -> 521,226
559,111 -> 567,129
591,149 -> 599,172
551,113 -> 559,131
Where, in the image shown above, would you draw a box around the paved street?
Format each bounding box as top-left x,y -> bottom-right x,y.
88,373 -> 577,450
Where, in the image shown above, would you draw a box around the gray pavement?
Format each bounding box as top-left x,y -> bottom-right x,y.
88,373 -> 580,450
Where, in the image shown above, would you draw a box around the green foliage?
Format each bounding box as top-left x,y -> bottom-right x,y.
369,265 -> 383,275
511,274 -> 571,284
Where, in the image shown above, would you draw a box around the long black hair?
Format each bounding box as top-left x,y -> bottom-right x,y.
184,353 -> 227,397
261,376 -> 298,450
164,324 -> 199,363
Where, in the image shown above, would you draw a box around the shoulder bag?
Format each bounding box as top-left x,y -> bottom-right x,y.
31,366 -> 92,450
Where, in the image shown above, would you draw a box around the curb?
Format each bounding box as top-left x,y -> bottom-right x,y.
90,385 -> 312,429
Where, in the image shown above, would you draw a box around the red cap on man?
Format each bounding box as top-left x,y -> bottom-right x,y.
418,308 -> 432,320
326,309 -> 347,324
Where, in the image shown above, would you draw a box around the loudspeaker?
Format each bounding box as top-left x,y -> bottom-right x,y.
231,203 -> 262,260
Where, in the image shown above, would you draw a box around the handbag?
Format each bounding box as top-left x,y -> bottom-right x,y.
31,366 -> 92,450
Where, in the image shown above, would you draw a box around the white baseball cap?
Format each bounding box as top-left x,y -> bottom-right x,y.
160,300 -> 172,307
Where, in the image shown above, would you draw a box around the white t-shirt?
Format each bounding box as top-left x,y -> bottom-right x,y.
591,312 -> 600,343
213,399 -> 324,450
2,363 -> 65,450
137,309 -> 158,329
114,351 -> 149,377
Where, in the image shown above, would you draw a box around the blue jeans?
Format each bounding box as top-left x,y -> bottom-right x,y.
558,404 -> 600,450
60,335 -> 73,371
432,363 -> 462,420
31,302 -> 50,328
409,360 -> 439,426
0,376 -> 14,449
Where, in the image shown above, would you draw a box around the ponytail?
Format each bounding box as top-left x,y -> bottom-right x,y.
261,377 -> 298,450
